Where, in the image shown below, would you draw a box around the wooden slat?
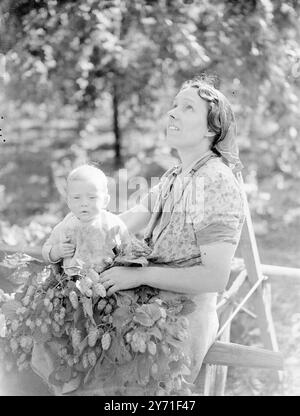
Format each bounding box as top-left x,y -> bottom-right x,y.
202,364 -> 217,396
203,341 -> 284,370
217,269 -> 248,311
261,264 -> 300,279
235,258 -> 300,279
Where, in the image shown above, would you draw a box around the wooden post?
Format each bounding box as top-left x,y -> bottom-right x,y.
202,364 -> 217,396
237,173 -> 279,353
214,303 -> 234,395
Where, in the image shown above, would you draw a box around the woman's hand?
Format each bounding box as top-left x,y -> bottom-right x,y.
99,266 -> 142,296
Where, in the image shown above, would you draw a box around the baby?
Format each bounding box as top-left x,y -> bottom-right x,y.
42,164 -> 130,274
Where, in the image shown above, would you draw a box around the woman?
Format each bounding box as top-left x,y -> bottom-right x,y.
29,75 -> 245,395
99,75 -> 245,385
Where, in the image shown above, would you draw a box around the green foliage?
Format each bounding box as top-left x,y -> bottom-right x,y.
0,251 -> 196,395
1,0 -> 299,171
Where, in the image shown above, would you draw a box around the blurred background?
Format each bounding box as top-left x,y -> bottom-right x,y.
0,0 -> 300,395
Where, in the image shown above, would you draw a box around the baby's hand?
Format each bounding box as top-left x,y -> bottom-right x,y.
58,241 -> 76,258
50,236 -> 76,261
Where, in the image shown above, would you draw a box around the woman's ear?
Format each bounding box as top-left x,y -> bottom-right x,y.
205,129 -> 215,138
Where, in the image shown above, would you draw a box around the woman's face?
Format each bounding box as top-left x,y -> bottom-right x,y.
166,87 -> 210,150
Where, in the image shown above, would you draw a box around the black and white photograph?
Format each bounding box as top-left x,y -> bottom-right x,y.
0,0 -> 299,397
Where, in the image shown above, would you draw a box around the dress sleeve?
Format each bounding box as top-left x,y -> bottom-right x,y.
189,171 -> 245,246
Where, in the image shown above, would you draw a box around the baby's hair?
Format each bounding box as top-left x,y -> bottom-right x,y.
67,164 -> 108,193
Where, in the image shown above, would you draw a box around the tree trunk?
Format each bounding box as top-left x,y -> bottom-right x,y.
112,80 -> 122,168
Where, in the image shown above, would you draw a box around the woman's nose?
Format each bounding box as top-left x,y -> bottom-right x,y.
167,110 -> 176,120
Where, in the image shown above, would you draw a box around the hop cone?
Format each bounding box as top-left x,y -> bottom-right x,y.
101,333 -> 111,351
71,329 -> 81,349
94,282 -> 106,298
69,291 -> 79,309
88,327 -> 99,347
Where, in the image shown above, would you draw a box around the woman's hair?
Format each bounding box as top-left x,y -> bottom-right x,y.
180,74 -> 236,155
67,164 -> 108,193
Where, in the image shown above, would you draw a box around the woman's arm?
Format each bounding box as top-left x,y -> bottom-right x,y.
119,184 -> 160,234
142,242 -> 235,293
100,242 -> 236,296
119,204 -> 151,235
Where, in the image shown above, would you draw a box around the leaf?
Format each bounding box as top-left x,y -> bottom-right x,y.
165,335 -> 183,350
169,359 -> 191,377
133,311 -> 154,327
73,305 -> 85,324
136,285 -> 159,303
1,299 -> 22,319
83,364 -> 95,385
93,356 -> 111,381
61,374 -> 82,394
139,303 -> 162,322
180,298 -> 197,316
155,347 -> 172,377
116,290 -> 138,306
112,306 -> 132,331
77,337 -> 88,356
48,370 -> 64,387
66,280 -> 76,291
81,297 -> 95,324
148,326 -> 162,341
118,360 -> 138,384
133,302 -> 163,327
51,364 -> 72,384
137,354 -> 151,385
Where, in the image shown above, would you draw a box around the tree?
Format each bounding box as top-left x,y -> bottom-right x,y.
1,0 -> 300,172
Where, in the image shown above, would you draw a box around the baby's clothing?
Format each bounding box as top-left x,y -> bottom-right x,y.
42,210 -> 130,273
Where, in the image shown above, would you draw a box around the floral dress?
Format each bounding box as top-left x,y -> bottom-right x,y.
142,151 -> 245,382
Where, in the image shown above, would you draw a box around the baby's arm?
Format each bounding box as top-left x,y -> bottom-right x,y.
42,214 -> 76,263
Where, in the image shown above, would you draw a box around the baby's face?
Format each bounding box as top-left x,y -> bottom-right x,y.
67,179 -> 108,223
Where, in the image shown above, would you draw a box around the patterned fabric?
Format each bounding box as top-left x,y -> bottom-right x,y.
144,153 -> 245,266
141,152 -> 245,383
42,210 -> 130,273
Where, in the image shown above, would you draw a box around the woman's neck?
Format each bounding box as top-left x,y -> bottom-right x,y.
177,143 -> 212,173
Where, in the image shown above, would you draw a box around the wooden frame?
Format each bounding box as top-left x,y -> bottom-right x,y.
196,172 -> 290,395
